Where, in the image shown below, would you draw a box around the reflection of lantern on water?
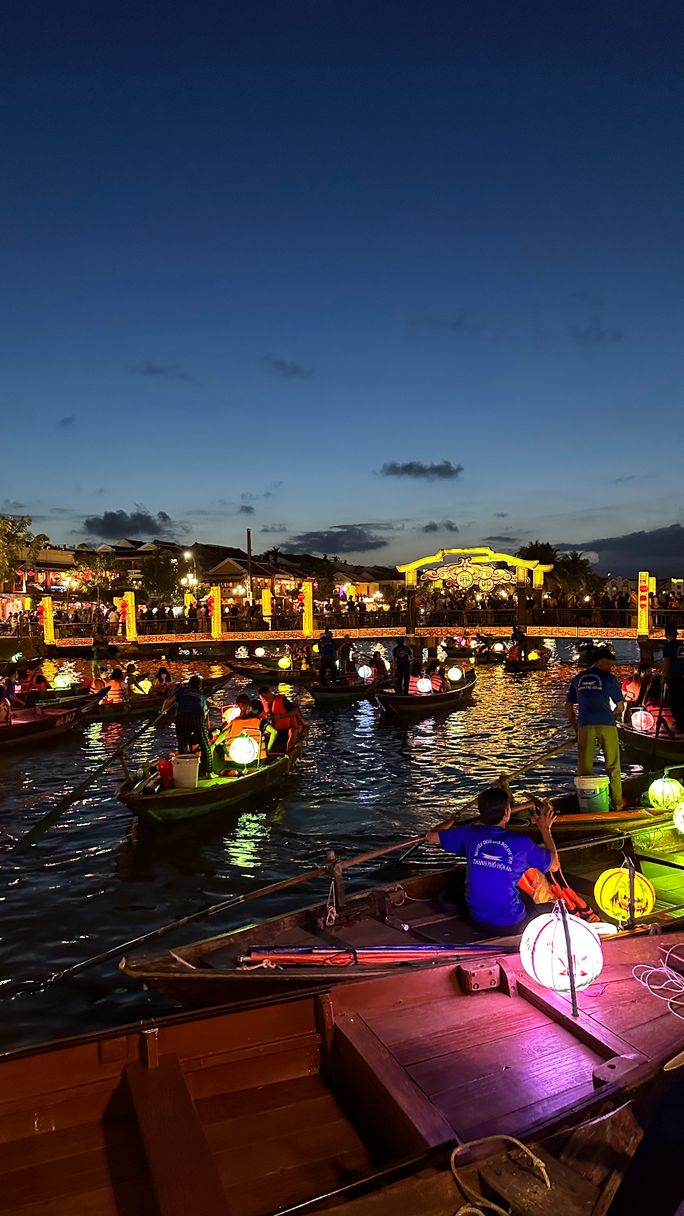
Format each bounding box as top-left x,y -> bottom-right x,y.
416,677 -> 432,694
594,867 -> 656,922
357,664 -> 372,681
520,909 -> 603,992
278,656 -> 292,670
254,647 -> 266,658
673,802 -> 684,835
228,733 -> 259,765
631,709 -> 655,733
222,705 -> 241,724
447,666 -> 464,682
648,777 -> 684,810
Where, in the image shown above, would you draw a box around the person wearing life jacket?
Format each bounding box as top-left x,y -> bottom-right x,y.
23,662 -> 51,708
408,662 -> 427,695
258,686 -> 306,753
426,659 -> 447,693
103,667 -> 127,704
219,696 -> 275,765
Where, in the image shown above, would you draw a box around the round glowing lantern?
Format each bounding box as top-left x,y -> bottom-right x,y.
416,677 -> 432,694
527,650 -> 540,661
278,655 -> 292,670
222,705 -> 241,724
520,910 -> 603,993
254,646 -> 266,658
228,733 -> 259,766
493,642 -> 505,653
631,709 -> 655,733
469,640 -> 478,649
136,678 -> 152,695
447,666 -> 464,682
593,868 -> 656,922
673,801 -> 684,835
648,776 -> 684,810
53,671 -> 74,690
357,663 -> 372,681
312,644 -> 319,654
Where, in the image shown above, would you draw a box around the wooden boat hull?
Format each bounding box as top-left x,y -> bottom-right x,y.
7,936 -> 684,1216
93,673 -> 230,721
0,704 -> 85,749
309,679 -> 391,704
230,661 -> 316,685
504,658 -> 550,672
618,721 -> 684,768
118,742 -> 303,823
377,672 -> 476,716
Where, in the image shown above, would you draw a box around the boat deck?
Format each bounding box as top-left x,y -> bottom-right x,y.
4,933 -> 684,1216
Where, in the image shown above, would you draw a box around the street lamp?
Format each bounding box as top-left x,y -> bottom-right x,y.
183,550 -> 197,579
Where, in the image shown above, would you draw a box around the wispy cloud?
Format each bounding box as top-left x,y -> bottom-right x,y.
421,519 -> 459,534
238,504 -> 255,515
573,522 -> 684,575
260,523 -> 287,534
128,361 -> 196,383
1,499 -> 27,511
569,315 -> 623,345
265,357 -> 314,379
380,460 -> 463,481
493,512 -> 509,518
414,312 -> 488,337
610,474 -> 637,485
58,414 -> 76,427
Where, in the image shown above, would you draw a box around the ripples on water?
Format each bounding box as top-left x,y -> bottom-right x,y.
0,641 -> 639,1049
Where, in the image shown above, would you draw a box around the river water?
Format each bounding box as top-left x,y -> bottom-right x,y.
0,639 -> 640,1051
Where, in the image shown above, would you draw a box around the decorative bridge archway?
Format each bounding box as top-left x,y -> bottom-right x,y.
396,546 -> 554,631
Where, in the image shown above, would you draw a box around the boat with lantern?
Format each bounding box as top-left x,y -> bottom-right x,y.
0,699 -> 94,749
618,716 -> 684,767
504,641 -> 551,672
309,676 -> 393,705
9,918 -> 684,1216
229,659 -> 316,685
117,737 -> 305,823
91,673 -> 231,722
376,667 -> 477,717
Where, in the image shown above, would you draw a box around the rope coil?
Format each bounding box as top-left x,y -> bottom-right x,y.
450,1134 -> 551,1216
633,944 -> 684,1020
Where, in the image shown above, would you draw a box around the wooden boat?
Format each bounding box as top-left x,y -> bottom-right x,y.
377,669 -> 476,717
92,673 -> 231,721
229,660 -> 316,685
122,766 -> 674,1006
618,719 -> 684,768
309,678 -> 392,705
505,654 -> 551,672
118,740 -> 304,824
6,930 -> 684,1216
0,699 -> 93,750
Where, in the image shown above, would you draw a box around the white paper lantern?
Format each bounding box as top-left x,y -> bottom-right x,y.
357,664 -> 372,680
447,666 -> 464,682
519,910 -> 603,992
416,677 -> 432,694
255,647 -> 266,658
228,733 -> 259,765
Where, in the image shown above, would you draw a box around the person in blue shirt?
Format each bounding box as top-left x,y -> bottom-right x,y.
663,624 -> 684,733
426,786 -> 559,934
565,647 -> 624,810
318,629 -> 339,686
169,675 -> 212,777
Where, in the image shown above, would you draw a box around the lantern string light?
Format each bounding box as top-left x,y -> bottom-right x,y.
633,946 -> 684,1022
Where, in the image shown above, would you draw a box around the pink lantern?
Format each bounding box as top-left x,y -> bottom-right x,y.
520,909 -> 603,993
631,708 -> 655,733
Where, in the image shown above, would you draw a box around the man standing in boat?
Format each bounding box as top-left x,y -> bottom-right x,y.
391,637 -> 413,695
565,647 -> 624,810
426,786 -> 559,935
662,624 -> 684,734
318,628 -> 339,686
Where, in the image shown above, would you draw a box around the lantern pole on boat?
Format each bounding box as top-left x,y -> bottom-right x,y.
246,528 -> 254,605
648,678 -> 667,772
559,899 -> 580,1018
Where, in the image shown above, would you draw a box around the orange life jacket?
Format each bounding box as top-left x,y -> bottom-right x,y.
103,679 -> 126,704
430,672 -> 446,692
271,694 -> 293,731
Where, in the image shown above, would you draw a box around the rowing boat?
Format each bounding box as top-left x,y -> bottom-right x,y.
0,699 -> 92,750
7,927 -> 684,1216
618,720 -> 684,768
118,739 -> 304,823
92,673 -> 231,721
504,655 -> 551,672
377,668 -> 476,717
309,678 -> 392,705
229,660 -> 316,685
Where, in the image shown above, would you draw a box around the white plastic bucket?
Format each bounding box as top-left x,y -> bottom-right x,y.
574,775 -> 610,813
172,754 -> 200,788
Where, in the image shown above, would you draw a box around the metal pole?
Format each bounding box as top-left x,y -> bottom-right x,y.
246,528 -> 254,605
627,858 -> 636,927
559,900 -> 579,1018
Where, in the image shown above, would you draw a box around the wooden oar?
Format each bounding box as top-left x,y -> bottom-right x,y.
39,834 -> 425,989
397,729 -> 576,863
13,706 -> 172,850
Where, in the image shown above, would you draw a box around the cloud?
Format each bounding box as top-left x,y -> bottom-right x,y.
260,523 -> 287,533
128,361 -> 196,383
286,524 -> 391,555
610,475 -> 637,485
2,499 -> 26,511
414,313 -> 487,337
421,519 -> 459,534
265,357 -> 314,379
569,315 -> 623,345
485,534 -> 521,546
238,504 -> 255,515
58,414 -> 76,427
82,507 -> 187,539
573,522 -> 684,575
380,460 -> 464,481
493,512 -> 509,518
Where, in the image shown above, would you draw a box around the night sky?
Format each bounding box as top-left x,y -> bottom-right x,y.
2,1 -> 683,573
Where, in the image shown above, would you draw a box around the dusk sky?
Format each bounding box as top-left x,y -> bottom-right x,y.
2,1 -> 683,573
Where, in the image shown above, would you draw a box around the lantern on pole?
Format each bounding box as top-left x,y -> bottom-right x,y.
648,776 -> 684,810
593,866 -> 656,922
228,733 -> 259,766
357,664 -> 372,681
519,906 -> 603,1000
630,709 -> 655,733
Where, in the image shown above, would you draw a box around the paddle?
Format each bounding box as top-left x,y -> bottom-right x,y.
396,728 -> 576,864
37,833 -> 425,990
13,705 -> 172,850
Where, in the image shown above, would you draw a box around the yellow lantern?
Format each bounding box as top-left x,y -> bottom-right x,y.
278,655 -> 292,670
136,677 -> 152,695
222,705 -> 241,724
416,677 -> 432,694
527,650 -> 540,661
520,910 -> 603,992
673,801 -> 684,834
447,666 -> 464,682
228,733 -> 259,765
648,777 -> 684,810
593,867 -> 656,922
631,709 -> 655,733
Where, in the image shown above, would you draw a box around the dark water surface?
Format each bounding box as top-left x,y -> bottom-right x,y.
0,641 -> 639,1051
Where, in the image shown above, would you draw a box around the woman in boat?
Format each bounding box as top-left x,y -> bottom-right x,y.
370,651 -> 388,682
152,667 -> 174,697
426,786 -> 559,936
103,668 -> 128,704
426,659 -> 447,693
408,662 -> 426,695
23,663 -> 50,707
0,685 -> 12,727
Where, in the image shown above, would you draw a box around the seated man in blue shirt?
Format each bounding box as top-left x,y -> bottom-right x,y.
565,647 -> 624,810
426,786 -> 559,935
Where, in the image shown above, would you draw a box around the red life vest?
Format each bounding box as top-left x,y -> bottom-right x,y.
271,694 -> 294,731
